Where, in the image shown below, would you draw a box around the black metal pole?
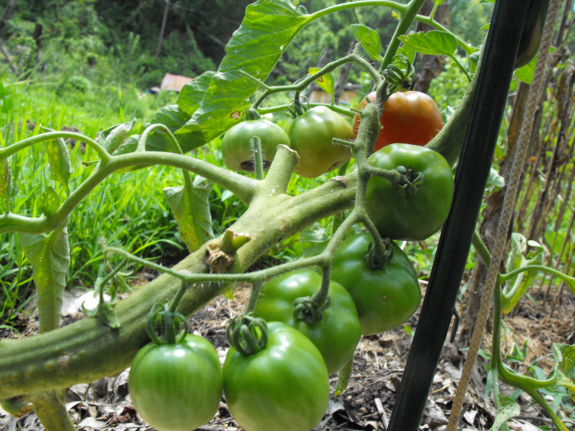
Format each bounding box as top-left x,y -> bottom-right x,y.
387,1 -> 535,429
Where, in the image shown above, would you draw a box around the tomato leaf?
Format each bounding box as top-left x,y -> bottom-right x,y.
399,31 -> 458,57
39,186 -> 60,217
177,71 -> 216,117
18,227 -> 70,332
515,47 -> 556,85
552,343 -> 575,394
43,131 -> 71,195
0,156 -> 11,212
299,223 -> 330,258
488,395 -> 520,431
351,24 -> 382,61
335,356 -> 354,396
101,120 -> 136,154
142,105 -> 200,153
502,234 -> 544,314
397,45 -> 416,64
176,0 -> 311,146
164,176 -> 215,252
309,67 -> 335,100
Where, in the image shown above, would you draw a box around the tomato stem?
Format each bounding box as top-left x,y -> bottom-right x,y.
250,136 -> 265,180
251,52 -> 381,109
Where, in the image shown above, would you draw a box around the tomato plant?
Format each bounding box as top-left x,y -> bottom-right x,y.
223,322 -> 330,431
352,91 -> 443,152
365,143 -> 454,241
252,269 -> 361,374
221,118 -> 290,171
128,334 -> 223,431
285,106 -> 353,178
331,233 -> 421,335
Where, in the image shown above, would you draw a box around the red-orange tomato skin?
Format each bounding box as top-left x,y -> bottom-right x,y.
352,91 -> 443,152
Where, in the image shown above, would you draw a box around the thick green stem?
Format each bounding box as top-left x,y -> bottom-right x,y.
30,390 -> 76,431
312,264 -> 332,308
0,170 -> 357,398
251,136 -> 264,181
0,132 -> 109,162
169,281 -> 191,314
0,150 -> 258,235
500,265 -> 575,287
380,0 -> 428,70
493,283 -> 558,390
245,281 -> 262,314
252,53 -> 381,109
258,103 -> 354,117
425,67 -> 479,167
472,231 -> 492,266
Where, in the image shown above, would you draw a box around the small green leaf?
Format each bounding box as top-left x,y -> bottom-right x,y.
552,344 -> 575,393
515,47 -> 556,84
103,120 -> 136,154
309,68 -> 335,100
489,395 -> 520,431
503,233 -> 545,314
399,31 -> 458,57
97,302 -> 121,329
351,24 -> 382,61
43,130 -> 71,195
299,223 -> 330,258
479,0 -> 495,3
0,157 -> 12,212
335,356 -> 354,396
39,187 -> 60,216
480,23 -> 491,30
164,176 -> 215,253
434,0 -> 446,5
19,227 -> 70,333
177,71 -> 216,116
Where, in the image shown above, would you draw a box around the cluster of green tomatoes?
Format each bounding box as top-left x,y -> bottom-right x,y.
128,90 -> 455,431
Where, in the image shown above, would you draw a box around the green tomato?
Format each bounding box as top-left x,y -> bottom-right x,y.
253,269 -> 361,374
128,334 -> 223,431
331,233 -> 421,335
221,119 -> 290,171
365,143 -> 454,241
285,106 -> 353,178
224,322 -> 330,431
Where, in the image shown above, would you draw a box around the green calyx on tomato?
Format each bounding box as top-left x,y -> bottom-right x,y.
331,233 -> 421,336
128,334 -> 223,431
352,91 -> 443,152
253,269 -> 361,374
224,322 -> 330,431
221,117 -> 290,172
365,143 -> 454,241
285,106 -> 353,178
225,313 -> 268,356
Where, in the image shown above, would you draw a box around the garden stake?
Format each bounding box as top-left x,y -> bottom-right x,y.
387,1 -> 535,429
447,0 -> 561,429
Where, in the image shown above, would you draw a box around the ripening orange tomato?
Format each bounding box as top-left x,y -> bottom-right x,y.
352,91 -> 443,152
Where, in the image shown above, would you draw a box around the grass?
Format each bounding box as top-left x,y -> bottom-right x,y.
0,80 -> 191,326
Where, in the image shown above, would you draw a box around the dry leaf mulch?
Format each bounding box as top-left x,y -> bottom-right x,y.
1,283 -> 575,431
